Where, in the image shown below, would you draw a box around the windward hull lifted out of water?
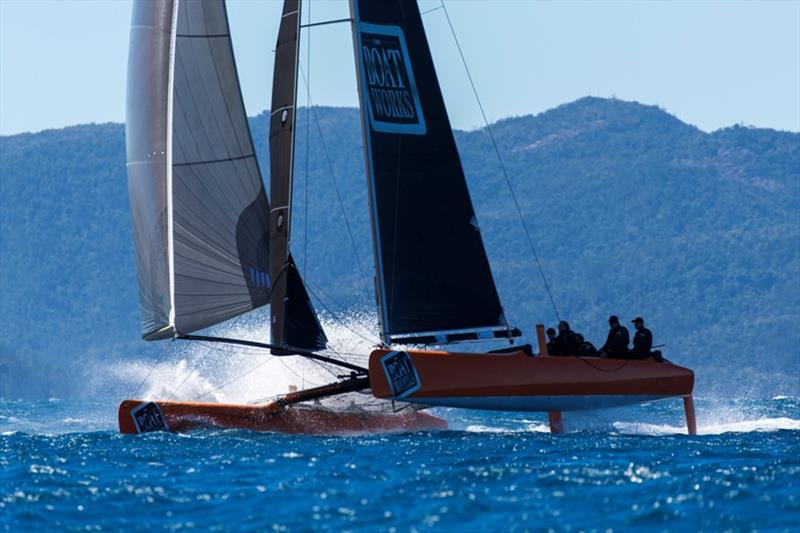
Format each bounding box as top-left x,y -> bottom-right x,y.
368,340 -> 696,434
369,349 -> 694,409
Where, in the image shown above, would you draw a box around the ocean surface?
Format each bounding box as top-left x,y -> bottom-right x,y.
2,397 -> 798,532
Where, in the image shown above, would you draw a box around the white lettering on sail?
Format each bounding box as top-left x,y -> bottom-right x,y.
357,23 -> 426,135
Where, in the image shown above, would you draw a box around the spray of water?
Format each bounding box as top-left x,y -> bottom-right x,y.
102,311 -> 381,404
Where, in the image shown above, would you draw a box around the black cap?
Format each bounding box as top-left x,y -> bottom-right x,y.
609,315 -> 619,324
546,327 -> 556,335
631,316 -> 644,324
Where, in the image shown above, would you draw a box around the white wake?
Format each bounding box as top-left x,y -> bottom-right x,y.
614,417 -> 800,436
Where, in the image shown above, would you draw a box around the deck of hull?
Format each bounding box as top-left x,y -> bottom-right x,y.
118,399 -> 448,435
369,349 -> 694,412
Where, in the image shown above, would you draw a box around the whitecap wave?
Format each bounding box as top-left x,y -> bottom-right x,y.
464,423 -> 550,434
613,417 -> 800,436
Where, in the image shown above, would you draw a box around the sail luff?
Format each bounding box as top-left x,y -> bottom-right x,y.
126,0 -> 177,340
347,0 -> 389,345
165,0 -> 179,332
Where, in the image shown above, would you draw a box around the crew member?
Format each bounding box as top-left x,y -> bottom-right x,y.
630,316 -> 653,359
556,321 -> 580,357
599,315 -> 630,359
546,327 -> 561,356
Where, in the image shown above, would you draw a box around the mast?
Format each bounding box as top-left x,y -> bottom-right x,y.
269,0 -> 328,354
348,0 -> 520,346
348,0 -> 388,343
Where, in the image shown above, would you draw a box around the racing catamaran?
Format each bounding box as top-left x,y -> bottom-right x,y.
119,0 -> 696,435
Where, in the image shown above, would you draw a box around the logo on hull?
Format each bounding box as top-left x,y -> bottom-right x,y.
380,350 -> 421,399
131,402 -> 169,433
358,23 -> 426,135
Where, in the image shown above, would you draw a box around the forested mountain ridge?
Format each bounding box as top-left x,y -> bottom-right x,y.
1,97 -> 798,398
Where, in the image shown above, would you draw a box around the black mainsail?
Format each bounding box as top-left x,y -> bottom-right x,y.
126,0 -> 325,349
269,0 -> 328,353
349,0 -> 518,345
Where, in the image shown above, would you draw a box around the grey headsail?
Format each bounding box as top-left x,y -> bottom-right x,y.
126,0 -> 271,340
269,0 -> 328,353
349,0 -> 519,345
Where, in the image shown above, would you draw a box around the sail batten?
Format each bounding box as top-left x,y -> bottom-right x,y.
126,0 -> 272,339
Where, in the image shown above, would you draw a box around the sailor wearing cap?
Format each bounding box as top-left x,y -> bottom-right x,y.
630,317 -> 653,359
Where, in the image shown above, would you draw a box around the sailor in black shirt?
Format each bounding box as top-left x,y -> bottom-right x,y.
630,316 -> 653,359
599,315 -> 630,358
556,321 -> 580,357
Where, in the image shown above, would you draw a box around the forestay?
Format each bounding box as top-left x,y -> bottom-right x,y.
126,0 -> 271,340
349,0 -> 518,345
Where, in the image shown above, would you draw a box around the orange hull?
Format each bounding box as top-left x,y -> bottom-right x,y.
118,399 -> 447,435
369,349 -> 694,411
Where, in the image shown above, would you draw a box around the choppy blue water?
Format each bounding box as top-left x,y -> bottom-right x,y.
2,397 -> 798,532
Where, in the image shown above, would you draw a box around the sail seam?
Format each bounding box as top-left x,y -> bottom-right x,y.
300,17 -> 353,29
173,153 -> 255,167
179,32 -> 235,162
176,33 -> 229,38
204,21 -> 249,160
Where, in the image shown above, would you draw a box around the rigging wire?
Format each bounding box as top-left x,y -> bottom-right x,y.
166,343 -> 216,402
129,343 -> 172,399
191,354 -> 276,401
439,1 -> 562,323
188,340 -> 368,402
296,62 -> 373,306
304,279 -> 382,347
303,275 -> 381,344
420,5 -> 444,16
303,0 -> 311,278
178,333 -> 367,373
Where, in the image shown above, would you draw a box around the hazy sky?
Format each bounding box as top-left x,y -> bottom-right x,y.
0,0 -> 798,136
